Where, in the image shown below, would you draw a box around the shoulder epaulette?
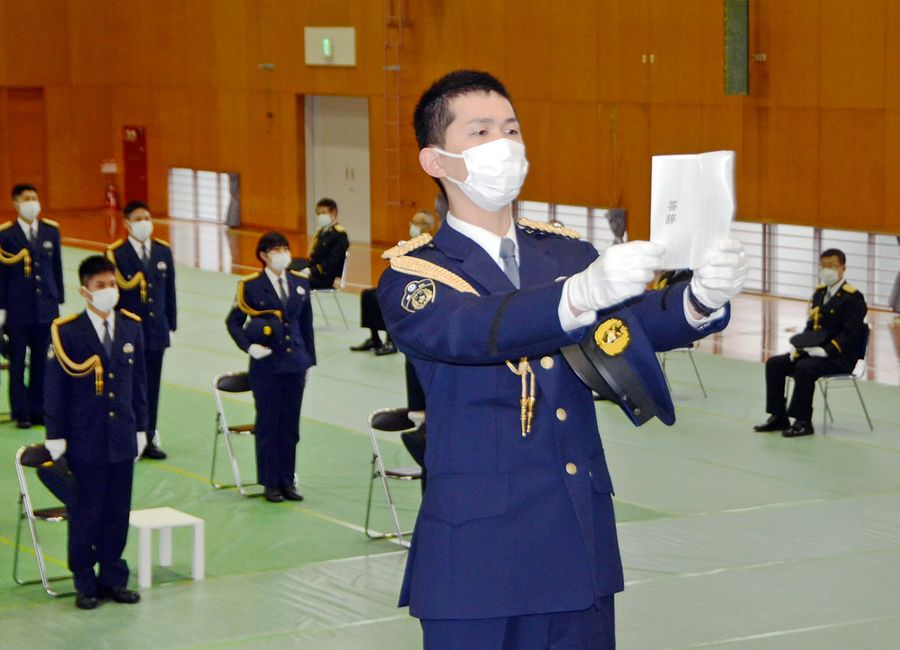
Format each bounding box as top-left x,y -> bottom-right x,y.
50,316 -> 104,395
815,284 -> 827,291
235,273 -> 282,319
239,271 -> 261,282
382,233 -> 434,260
516,217 -> 582,240
389,256 -> 479,295
332,224 -> 346,233
53,313 -> 80,327
288,270 -> 306,278
152,237 -> 171,247
108,238 -> 125,251
120,308 -> 142,322
41,218 -> 60,228
841,283 -> 857,294
0,221 -> 13,232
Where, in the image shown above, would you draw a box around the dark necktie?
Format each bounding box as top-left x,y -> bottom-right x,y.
499,237 -> 520,289
140,244 -> 149,267
28,226 -> 36,247
102,320 -> 113,357
278,277 -> 289,308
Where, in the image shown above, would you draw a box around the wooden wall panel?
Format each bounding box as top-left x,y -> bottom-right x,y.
612,103 -> 650,239
596,0 -> 648,103
884,0 -> 900,109
648,104 -> 703,157
737,106 -> 760,219
648,1 -> 706,104
757,108 -> 819,221
503,0 -> 551,101
819,0 -> 885,109
754,0 -> 819,107
885,111 -> 900,233
549,0 -> 598,102
1,89 -> 47,199
514,100 -> 552,201
549,102 -> 600,207
1,0 -> 70,85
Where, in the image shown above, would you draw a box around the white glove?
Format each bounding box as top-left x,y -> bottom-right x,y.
566,241 -> 665,313
136,431 -> 148,459
689,239 -> 749,311
248,344 -> 273,360
297,267 -> 311,278
805,346 -> 827,358
45,438 -> 67,461
0,309 -> 6,328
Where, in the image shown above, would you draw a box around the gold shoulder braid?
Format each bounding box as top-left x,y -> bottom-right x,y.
0,245 -> 31,277
381,233 -> 434,260
516,217 -> 582,240
236,275 -> 283,320
50,317 -> 104,395
389,256 -> 479,295
106,247 -> 147,302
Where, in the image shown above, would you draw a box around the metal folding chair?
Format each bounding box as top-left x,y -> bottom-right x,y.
13,444 -> 74,596
210,371 -> 261,496
658,344 -> 707,398
364,408 -> 422,547
816,324 -> 873,433
312,251 -> 349,329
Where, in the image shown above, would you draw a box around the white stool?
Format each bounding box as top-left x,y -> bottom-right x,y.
129,507 -> 205,589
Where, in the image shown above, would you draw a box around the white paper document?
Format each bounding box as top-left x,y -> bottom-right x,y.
649,150 -> 736,269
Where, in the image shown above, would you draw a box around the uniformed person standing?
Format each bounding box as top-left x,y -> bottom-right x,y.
226,232 -> 316,503
106,201 -> 176,459
44,255 -> 147,610
755,248 -> 868,437
0,184 -> 64,429
377,70 -> 748,649
289,197 -> 349,289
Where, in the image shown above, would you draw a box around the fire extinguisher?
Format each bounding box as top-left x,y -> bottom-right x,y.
105,180 -> 119,209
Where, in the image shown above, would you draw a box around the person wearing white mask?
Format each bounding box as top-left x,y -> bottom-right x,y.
756,248 -> 868,437
0,183 -> 65,429
375,70 -> 748,649
106,201 -> 177,460
288,197 -> 349,289
350,209 -> 438,355
44,255 -> 147,609
226,232 -> 316,503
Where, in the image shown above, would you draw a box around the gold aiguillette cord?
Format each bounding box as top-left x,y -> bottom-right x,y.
506,357 -> 536,436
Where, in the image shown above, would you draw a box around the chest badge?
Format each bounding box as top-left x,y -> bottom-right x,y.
401,278 -> 436,313
122,342 -> 134,354
43,240 -> 53,250
594,318 -> 630,356
296,285 -> 306,296
157,261 -> 167,271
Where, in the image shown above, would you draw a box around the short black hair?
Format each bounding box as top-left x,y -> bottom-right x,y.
78,255 -> 116,285
820,248 -> 846,266
256,231 -> 290,264
316,198 -> 337,213
12,184 -> 38,200
123,200 -> 150,219
413,70 -> 511,150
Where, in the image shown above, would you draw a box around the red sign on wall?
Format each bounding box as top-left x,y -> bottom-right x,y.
123,126 -> 148,204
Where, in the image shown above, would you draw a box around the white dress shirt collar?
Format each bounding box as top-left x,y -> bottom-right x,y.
264,266 -> 288,293
826,278 -> 846,301
445,212 -> 519,268
17,217 -> 37,239
86,308 -> 116,342
129,236 -> 151,259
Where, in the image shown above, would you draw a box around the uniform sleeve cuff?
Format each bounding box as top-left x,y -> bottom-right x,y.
559,279 -> 597,332
683,290 -> 725,330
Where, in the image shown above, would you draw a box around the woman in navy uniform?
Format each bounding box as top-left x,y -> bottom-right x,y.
44,255 -> 147,609
0,184 -> 65,429
106,201 -> 177,459
226,232 -> 316,502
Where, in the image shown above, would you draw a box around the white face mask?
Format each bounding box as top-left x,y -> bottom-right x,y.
409,224 -> 424,239
129,220 -> 153,242
819,267 -> 840,287
433,138 -> 529,212
316,214 -> 332,230
267,251 -> 291,272
17,200 -> 41,223
87,287 -> 120,313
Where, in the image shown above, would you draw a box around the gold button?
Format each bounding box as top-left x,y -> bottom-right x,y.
556,408 -> 567,421
108,372 -> 115,379
149,298 -> 154,303
108,392 -> 115,398
565,462 -> 577,475
149,311 -> 155,317
540,356 -> 554,370
108,411 -> 115,418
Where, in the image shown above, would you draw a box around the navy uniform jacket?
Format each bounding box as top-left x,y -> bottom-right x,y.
225,270 -> 316,377
106,238 -> 177,350
377,220 -> 729,620
309,224 -> 349,287
44,310 -> 149,464
802,282 -> 867,364
0,219 -> 65,326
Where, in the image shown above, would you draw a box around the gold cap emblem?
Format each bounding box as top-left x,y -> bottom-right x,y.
594,318 -> 630,356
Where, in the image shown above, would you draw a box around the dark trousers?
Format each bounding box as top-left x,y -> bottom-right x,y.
67,460 -> 134,595
765,353 -> 851,420
421,596 -> 615,650
145,348 -> 165,439
360,288 -> 390,341
7,322 -> 50,420
250,372 -> 305,488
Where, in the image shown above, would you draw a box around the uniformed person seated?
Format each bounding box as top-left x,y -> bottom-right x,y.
289,197 -> 349,290
106,201 -> 177,459
755,248 -> 868,437
0,183 -> 64,429
44,255 -> 147,610
226,232 -> 316,503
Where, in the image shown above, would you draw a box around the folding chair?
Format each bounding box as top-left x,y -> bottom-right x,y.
13,444 -> 74,596
816,324 -> 873,433
364,408 -> 422,547
658,344 -> 707,398
210,371 -> 261,496
312,251 -> 349,329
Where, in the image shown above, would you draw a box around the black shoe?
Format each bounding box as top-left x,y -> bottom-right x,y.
783,420 -> 815,437
350,338 -> 382,352
29,413 -> 44,426
264,487 -> 284,502
753,415 -> 790,432
75,593 -> 100,610
16,419 -> 32,430
99,585 -> 141,604
281,485 -> 304,501
141,442 -> 168,460
375,340 -> 398,356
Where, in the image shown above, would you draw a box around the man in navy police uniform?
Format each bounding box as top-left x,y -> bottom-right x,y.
377,70 -> 748,649
0,184 -> 65,429
44,255 -> 147,610
106,201 -> 177,459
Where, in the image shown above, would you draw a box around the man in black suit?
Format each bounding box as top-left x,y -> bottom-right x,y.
755,248 -> 868,437
290,197 -> 349,289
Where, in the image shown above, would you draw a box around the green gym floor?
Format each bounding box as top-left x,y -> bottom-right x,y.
1,247 -> 898,649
